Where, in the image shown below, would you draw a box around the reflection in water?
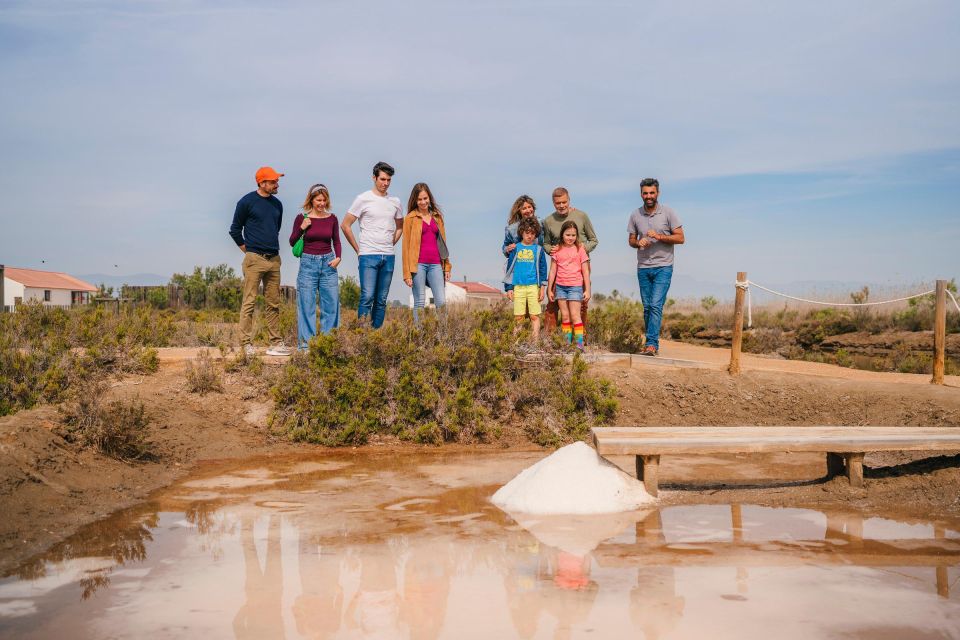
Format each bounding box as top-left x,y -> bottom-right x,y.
401,542 -> 452,640
1,452 -> 958,639
346,546 -> 401,638
293,530 -> 343,639
233,515 -> 285,640
629,511 -> 684,640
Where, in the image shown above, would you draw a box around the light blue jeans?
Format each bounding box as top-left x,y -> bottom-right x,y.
637,265 -> 673,350
358,254 -> 395,329
296,252 -> 340,350
412,263 -> 446,325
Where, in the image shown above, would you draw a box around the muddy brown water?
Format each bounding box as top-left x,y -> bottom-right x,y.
1,452 -> 959,639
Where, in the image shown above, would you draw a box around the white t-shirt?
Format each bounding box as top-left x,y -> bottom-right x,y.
347,190 -> 404,255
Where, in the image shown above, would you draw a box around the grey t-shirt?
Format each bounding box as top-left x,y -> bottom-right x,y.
627,204 -> 682,268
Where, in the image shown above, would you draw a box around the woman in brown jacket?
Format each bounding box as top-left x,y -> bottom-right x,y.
401,183 -> 452,324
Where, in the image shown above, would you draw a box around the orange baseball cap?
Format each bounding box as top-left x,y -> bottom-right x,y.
255,166 -> 284,183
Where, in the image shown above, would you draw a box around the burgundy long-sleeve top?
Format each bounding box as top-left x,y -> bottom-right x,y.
289,212 -> 342,258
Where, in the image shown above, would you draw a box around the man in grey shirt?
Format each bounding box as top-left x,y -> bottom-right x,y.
627,178 -> 685,356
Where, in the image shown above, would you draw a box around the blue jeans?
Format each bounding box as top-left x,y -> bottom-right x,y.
358,254 -> 395,329
296,252 -> 340,349
412,263 -> 446,325
637,265 -> 673,350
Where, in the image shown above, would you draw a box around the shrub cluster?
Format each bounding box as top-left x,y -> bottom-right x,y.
271,308 -> 617,446
184,350 -> 224,395
58,380 -> 153,460
0,303 -> 162,416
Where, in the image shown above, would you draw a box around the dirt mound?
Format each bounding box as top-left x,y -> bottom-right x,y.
606,363 -> 960,427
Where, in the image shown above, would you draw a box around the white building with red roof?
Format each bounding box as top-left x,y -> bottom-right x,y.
407,280 -> 506,309
2,266 -> 98,309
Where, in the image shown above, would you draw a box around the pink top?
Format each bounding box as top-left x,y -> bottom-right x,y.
553,244 -> 589,286
417,217 -> 442,265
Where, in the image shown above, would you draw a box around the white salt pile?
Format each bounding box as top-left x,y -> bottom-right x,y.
491,441 -> 656,515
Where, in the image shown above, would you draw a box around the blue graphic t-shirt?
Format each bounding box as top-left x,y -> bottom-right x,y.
512,243 -> 539,286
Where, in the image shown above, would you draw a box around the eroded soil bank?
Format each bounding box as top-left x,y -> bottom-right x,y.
2,357 -> 959,574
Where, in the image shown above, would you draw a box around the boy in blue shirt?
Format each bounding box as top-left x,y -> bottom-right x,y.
503,218 -> 548,340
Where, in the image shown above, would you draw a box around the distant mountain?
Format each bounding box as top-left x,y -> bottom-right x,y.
77,273 -> 168,289
591,272 -> 732,301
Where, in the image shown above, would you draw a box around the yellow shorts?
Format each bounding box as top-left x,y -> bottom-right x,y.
513,284 -> 542,316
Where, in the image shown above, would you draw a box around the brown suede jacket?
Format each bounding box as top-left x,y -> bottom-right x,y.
401,210 -> 452,279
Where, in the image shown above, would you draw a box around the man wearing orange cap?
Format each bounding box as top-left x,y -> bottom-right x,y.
229,166 -> 292,356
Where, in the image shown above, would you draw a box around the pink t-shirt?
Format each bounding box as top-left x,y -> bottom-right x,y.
553,244 -> 589,286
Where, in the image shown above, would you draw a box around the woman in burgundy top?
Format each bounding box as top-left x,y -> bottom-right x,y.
401,183 -> 452,325
290,184 -> 342,348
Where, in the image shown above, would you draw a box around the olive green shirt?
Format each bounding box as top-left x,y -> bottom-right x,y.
541,208 -> 599,254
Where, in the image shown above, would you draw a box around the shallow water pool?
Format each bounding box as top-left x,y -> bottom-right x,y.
1,451 -> 958,639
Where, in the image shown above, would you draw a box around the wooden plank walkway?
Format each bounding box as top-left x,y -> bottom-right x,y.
592,426 -> 960,496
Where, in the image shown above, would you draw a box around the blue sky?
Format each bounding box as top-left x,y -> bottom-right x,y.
1,0 -> 958,295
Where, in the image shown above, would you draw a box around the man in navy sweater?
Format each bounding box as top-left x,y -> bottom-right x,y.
229,166 -> 292,356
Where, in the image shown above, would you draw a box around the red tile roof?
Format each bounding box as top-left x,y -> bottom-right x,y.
3,267 -> 98,292
450,281 -> 503,295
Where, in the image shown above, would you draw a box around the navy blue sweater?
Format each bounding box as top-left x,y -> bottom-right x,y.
229,191 -> 283,254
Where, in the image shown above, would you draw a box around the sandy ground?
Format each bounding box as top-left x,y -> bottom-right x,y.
1,345 -> 959,574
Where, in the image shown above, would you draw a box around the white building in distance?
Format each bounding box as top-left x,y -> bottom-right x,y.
2,266 -> 97,309
407,280 -> 505,309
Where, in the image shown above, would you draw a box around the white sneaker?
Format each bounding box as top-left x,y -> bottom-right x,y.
243,344 -> 256,357
265,343 -> 292,357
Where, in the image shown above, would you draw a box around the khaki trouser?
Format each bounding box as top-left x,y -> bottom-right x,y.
240,252 -> 282,346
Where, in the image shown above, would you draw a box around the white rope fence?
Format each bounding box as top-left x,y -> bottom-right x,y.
734,280 -> 960,328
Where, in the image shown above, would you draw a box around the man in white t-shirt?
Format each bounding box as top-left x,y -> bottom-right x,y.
341,161 -> 404,328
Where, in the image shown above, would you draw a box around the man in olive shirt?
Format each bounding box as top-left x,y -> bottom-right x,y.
541,187 -> 599,331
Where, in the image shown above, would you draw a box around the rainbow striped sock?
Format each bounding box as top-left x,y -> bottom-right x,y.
574,323 -> 584,347
561,322 -> 573,343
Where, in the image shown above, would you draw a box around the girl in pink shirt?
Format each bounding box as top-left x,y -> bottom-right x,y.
547,220 -> 591,348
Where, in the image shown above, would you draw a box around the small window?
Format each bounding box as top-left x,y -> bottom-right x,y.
44,290 -> 51,302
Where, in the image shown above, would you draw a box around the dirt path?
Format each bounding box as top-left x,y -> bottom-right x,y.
2,348 -> 959,574
155,343 -> 960,386
625,339 -> 960,386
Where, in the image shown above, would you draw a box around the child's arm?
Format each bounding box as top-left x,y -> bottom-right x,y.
502,226 -> 515,257
538,248 -> 549,301
547,259 -> 557,302
582,259 -> 591,302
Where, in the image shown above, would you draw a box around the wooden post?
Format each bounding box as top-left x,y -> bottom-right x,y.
729,271 -> 747,375
636,455 -> 660,497
844,452 -> 865,488
0,264 -> 5,312
935,525 -> 949,598
932,279 -> 946,385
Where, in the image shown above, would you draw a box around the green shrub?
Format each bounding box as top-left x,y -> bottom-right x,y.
340,276 -> 361,310
271,308 -> 618,446
795,308 -> 858,347
588,299 -> 647,352
59,380 -> 153,460
0,303 -> 163,416
185,350 -> 224,395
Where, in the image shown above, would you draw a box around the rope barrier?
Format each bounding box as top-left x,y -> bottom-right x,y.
948,289 -> 960,315
734,280 -> 957,328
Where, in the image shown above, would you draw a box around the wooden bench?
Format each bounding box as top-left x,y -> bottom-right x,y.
591,426 -> 960,496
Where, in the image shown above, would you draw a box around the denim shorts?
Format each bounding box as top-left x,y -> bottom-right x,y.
555,284 -> 584,301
